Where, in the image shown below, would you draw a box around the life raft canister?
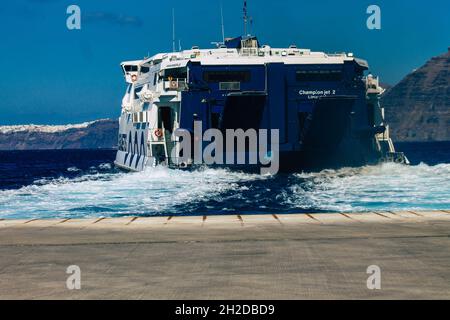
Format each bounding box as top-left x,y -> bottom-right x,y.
154,129 -> 163,138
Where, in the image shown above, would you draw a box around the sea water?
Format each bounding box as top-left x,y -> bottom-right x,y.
0,142 -> 449,219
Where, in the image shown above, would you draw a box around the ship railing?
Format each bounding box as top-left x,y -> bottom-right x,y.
364,76 -> 379,88
364,76 -> 385,95
376,124 -> 390,140
163,78 -> 188,92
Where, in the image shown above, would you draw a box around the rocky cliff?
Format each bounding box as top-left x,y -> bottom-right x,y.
382,48 -> 450,141
0,119 -> 118,150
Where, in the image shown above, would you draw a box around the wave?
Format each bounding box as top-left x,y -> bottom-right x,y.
0,166 -> 266,219
0,162 -> 448,219
282,162 -> 450,212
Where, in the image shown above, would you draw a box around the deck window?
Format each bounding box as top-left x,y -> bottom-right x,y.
203,71 -> 251,83
296,70 -> 342,82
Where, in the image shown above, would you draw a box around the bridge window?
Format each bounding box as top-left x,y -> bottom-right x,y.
124,65 -> 139,72
296,70 -> 342,82
203,71 -> 251,83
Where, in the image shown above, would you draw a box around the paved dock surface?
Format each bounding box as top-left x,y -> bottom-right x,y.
1,210 -> 450,299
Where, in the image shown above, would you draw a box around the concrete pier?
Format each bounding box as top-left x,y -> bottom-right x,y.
1,210 -> 450,299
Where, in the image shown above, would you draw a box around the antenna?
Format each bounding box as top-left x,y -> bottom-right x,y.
211,3 -> 226,48
221,3 -> 225,43
243,0 -> 248,36
172,8 -> 176,52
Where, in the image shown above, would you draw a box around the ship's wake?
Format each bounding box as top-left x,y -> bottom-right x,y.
0,162 -> 449,219
282,162 -> 450,212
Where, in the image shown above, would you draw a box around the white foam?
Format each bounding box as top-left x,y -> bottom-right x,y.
0,163 -> 448,219
0,166 -> 265,219
282,162 -> 450,212
98,163 -> 112,170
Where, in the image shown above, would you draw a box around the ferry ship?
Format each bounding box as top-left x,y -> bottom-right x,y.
114,7 -> 408,172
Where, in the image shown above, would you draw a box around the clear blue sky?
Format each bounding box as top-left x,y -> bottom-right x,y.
0,0 -> 449,125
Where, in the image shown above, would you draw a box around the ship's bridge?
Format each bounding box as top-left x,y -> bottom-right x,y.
121,60 -> 152,84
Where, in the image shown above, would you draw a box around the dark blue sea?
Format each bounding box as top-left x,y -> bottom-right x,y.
0,142 -> 449,219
